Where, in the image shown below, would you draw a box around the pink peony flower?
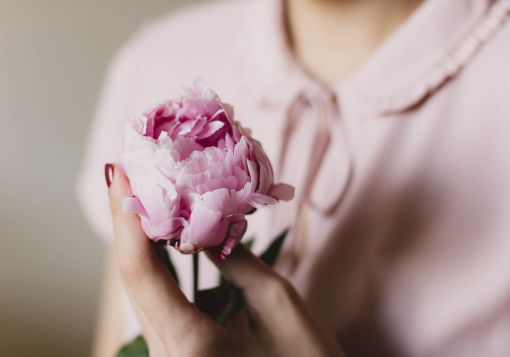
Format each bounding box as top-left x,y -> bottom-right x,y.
121,79 -> 294,258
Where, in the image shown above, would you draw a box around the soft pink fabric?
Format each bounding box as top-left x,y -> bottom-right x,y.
120,79 -> 293,257
76,0 -> 510,355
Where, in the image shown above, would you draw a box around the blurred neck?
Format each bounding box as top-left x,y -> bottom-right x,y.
286,0 -> 423,85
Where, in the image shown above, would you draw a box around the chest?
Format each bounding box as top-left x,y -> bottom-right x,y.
250,84 -> 510,354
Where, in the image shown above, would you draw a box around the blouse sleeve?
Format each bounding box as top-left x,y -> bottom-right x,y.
75,27 -> 146,245
75,20 -> 222,303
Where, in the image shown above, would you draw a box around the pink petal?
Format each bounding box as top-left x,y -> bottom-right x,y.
121,196 -> 148,218
201,188 -> 237,215
180,152 -> 209,175
172,137 -> 203,161
142,217 -> 186,240
237,181 -> 255,209
187,204 -> 223,247
197,120 -> 225,138
246,160 -> 258,190
225,134 -> 235,151
248,192 -> 278,208
269,183 -> 295,201
233,136 -> 249,167
250,139 -> 274,193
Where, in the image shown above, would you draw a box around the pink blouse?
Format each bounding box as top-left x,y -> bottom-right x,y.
76,0 -> 510,355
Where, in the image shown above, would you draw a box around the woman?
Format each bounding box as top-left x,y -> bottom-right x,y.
77,0 -> 510,355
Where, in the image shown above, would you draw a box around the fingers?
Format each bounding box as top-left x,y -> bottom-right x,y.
207,245 -> 345,356
106,164 -> 202,341
206,244 -> 275,295
206,245 -> 298,324
131,297 -> 168,356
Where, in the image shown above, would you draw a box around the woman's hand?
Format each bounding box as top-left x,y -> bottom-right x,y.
106,164 -> 344,357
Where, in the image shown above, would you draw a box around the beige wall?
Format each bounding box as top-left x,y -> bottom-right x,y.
0,1 -> 200,356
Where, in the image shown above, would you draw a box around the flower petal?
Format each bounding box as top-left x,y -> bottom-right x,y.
269,183 -> 295,201
186,204 -> 223,247
121,196 -> 148,218
142,217 -> 186,240
248,192 -> 278,208
201,188 -> 237,215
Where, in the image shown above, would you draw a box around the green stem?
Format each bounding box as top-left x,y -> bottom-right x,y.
193,253 -> 199,302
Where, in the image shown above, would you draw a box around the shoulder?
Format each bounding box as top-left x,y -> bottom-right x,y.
141,0 -> 253,39
462,9 -> 510,89
116,0 -> 254,69
444,8 -> 510,117
108,0 -> 257,107
437,9 -> 510,135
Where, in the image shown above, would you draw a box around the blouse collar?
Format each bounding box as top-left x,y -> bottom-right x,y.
239,0 -> 509,114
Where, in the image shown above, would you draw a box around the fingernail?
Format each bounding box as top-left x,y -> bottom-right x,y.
104,163 -> 114,188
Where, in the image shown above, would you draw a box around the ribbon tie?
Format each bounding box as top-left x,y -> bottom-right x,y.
279,84 -> 354,216
274,83 -> 354,270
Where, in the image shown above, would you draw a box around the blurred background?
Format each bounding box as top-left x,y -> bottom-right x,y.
0,1 -> 200,355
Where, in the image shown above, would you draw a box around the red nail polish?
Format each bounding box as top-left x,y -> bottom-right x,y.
105,163 -> 114,188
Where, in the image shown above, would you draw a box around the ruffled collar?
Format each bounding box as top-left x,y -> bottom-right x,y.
238,0 -> 509,115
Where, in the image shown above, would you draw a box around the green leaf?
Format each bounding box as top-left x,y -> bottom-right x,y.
195,286 -> 230,318
116,335 -> 148,357
260,228 -> 288,267
216,287 -> 243,325
154,242 -> 180,285
243,237 -> 255,250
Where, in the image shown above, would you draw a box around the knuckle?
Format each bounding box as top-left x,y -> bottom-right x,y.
112,208 -> 127,229
180,335 -> 224,357
186,347 -> 210,357
117,251 -> 145,281
108,190 -> 120,215
264,275 -> 294,304
169,317 -> 225,356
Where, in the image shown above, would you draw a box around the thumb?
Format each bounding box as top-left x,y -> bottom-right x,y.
206,244 -> 296,319
106,163 -> 202,341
